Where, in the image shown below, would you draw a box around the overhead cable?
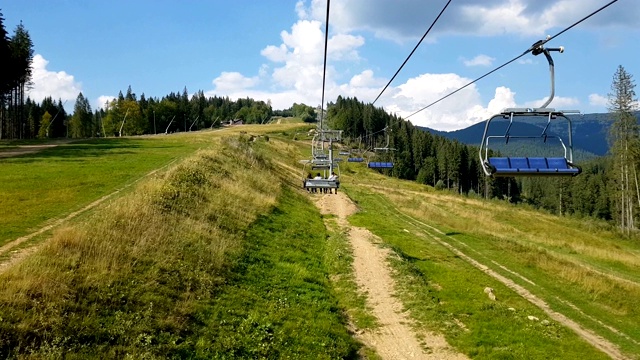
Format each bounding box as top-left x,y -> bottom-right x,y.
319,0 -> 331,129
372,0 -> 453,106
405,0 -> 619,120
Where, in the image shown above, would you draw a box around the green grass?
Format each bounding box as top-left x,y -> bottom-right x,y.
343,186 -> 614,359
0,136 -> 205,246
190,187 -> 359,359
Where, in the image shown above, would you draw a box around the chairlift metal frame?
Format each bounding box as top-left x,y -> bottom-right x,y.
301,128 -> 343,191
479,43 -> 581,177
346,135 -> 366,162
368,126 -> 395,169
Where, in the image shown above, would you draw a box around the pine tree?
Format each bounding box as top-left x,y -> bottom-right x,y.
0,11 -> 11,94
38,111 -> 52,139
9,22 -> 34,139
608,65 -> 639,234
0,12 -> 12,139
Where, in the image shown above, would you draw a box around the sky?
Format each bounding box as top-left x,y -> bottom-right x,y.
2,0 -> 639,131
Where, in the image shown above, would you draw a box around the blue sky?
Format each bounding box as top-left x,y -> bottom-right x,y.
3,0 -> 639,131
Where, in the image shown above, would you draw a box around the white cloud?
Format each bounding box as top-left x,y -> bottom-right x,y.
328,33 -> 365,61
302,0 -> 639,40
261,44 -> 289,63
295,0 -> 309,19
377,73 -> 518,131
212,72 -> 259,92
589,93 -> 608,107
369,68 -> 584,131
96,95 -> 116,110
463,54 -> 495,67
210,14 -> 366,110
27,54 -> 82,104
348,70 -> 384,88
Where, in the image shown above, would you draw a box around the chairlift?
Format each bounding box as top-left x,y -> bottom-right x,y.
300,128 -> 343,192
302,160 -> 341,193
479,43 -> 581,177
346,136 -> 366,162
368,126 -> 395,169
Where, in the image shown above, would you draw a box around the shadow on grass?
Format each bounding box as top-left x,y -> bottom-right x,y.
1,138 -> 180,163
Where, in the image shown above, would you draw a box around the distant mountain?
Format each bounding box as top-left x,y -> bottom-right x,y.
420,112 -> 639,157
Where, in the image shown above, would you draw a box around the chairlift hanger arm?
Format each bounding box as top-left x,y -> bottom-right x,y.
531,41 -> 564,108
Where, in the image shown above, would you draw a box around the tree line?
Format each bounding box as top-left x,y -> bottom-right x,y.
6,84 -> 274,139
273,103 -> 317,122
326,66 -> 639,232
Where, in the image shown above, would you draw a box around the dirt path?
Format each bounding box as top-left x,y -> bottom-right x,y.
314,192 -> 467,360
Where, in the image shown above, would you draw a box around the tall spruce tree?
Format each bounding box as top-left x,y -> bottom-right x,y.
0,11 -> 11,91
70,92 -> 93,138
0,11 -> 11,139
608,65 -> 639,234
9,22 -> 34,139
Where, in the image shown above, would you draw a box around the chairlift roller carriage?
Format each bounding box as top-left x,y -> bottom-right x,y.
479,42 -> 581,177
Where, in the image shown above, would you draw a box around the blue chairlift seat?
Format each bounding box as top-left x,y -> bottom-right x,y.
348,157 -> 364,162
368,161 -> 394,169
488,156 -> 580,176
